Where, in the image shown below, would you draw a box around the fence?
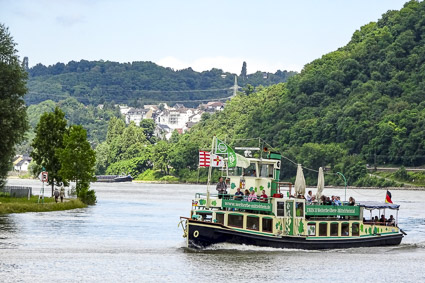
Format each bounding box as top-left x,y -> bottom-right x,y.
1,186 -> 32,198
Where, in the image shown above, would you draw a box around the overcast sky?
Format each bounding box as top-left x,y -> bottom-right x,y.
1,0 -> 409,73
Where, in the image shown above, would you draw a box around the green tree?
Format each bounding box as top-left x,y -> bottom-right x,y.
0,24 -> 29,188
152,140 -> 170,174
140,119 -> 157,144
31,107 -> 67,195
58,125 -> 96,204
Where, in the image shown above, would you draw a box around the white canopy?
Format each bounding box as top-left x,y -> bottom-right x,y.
316,167 -> 324,200
294,164 -> 306,196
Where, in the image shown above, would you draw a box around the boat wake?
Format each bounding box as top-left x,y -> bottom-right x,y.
193,242 -> 320,253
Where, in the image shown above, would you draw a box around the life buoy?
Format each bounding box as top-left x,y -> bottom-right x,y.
193,230 -> 199,238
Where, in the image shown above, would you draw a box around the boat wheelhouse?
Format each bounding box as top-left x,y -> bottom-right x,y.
180,138 -> 404,250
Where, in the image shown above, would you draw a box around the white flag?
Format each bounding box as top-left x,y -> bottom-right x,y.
211,154 -> 224,167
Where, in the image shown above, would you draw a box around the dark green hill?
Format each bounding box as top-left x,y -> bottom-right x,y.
185,0 -> 425,185
26,60 -> 296,106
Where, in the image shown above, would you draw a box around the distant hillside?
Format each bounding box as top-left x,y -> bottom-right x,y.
184,0 -> 425,185
25,60 -> 296,106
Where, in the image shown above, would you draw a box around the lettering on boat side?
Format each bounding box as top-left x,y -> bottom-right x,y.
222,200 -> 272,211
305,205 -> 360,216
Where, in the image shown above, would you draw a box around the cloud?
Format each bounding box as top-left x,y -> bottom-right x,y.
156,56 -> 301,74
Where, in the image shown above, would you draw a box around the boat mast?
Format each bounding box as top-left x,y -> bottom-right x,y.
206,136 -> 216,208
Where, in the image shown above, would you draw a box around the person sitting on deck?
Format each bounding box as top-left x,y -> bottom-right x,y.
387,215 -> 395,226
216,177 -> 227,199
348,197 -> 356,206
305,190 -> 315,203
379,214 -> 386,224
243,189 -> 250,201
374,216 -> 379,223
325,196 -> 332,205
234,187 -> 244,201
320,195 -> 326,205
248,190 -> 258,202
334,196 -> 342,206
260,190 -> 268,202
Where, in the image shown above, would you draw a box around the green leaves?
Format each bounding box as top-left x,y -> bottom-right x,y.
0,24 -> 29,188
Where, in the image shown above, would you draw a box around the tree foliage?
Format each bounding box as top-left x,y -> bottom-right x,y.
58,125 -> 96,191
25,60 -> 296,106
0,24 -> 29,188
31,107 -> 68,193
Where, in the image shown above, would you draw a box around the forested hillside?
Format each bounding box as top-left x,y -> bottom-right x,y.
26,60 -> 296,106
180,0 -> 425,185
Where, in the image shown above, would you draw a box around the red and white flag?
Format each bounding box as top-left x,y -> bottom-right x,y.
211,154 -> 224,167
199,151 -> 211,167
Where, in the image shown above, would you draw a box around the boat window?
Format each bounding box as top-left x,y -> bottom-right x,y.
262,218 -> 273,233
228,167 -> 243,176
296,202 -> 304,217
341,223 -> 349,236
352,223 -> 360,236
260,164 -> 274,178
197,212 -> 213,222
319,223 -> 327,236
228,214 -> 244,228
277,202 -> 285,217
307,223 -> 316,236
330,222 -> 338,236
247,216 -> 259,231
216,213 -> 224,225
244,164 -> 256,177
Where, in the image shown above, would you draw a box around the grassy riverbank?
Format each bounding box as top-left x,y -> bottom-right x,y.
0,194 -> 86,214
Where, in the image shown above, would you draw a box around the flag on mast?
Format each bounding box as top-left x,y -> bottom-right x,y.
199,151 -> 210,167
215,138 -> 237,167
385,190 -> 393,204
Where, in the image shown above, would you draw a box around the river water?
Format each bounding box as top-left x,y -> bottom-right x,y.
1,179 -> 424,282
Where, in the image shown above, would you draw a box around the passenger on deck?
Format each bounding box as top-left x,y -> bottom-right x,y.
380,214 -> 386,224
216,177 -> 227,199
334,196 -> 342,206
374,216 -> 379,223
320,195 -> 326,205
325,196 -> 332,205
348,197 -> 355,206
243,189 -> 250,201
248,190 -> 258,202
234,187 -> 244,200
260,190 -> 268,202
305,190 -> 315,203
387,215 -> 395,226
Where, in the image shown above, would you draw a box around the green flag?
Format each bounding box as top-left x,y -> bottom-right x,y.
216,138 -> 237,167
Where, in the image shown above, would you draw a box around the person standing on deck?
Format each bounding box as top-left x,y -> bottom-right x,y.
216,177 -> 227,199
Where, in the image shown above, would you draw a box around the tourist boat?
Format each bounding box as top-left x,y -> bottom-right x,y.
179,137 -> 404,250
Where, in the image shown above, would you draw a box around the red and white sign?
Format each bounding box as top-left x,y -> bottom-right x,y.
199,151 -> 211,167
41,172 -> 48,182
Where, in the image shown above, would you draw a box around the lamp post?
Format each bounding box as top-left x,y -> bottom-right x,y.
336,172 -> 347,202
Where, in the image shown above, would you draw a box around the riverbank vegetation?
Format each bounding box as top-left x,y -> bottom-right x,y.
0,194 -> 86,214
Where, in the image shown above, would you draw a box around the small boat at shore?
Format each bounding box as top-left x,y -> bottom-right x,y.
179,137 -> 404,250
96,175 -> 133,183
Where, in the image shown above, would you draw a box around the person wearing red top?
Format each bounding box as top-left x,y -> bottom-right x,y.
260,190 -> 268,202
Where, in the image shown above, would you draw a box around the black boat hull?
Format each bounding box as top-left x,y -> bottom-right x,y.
187,220 -> 403,250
